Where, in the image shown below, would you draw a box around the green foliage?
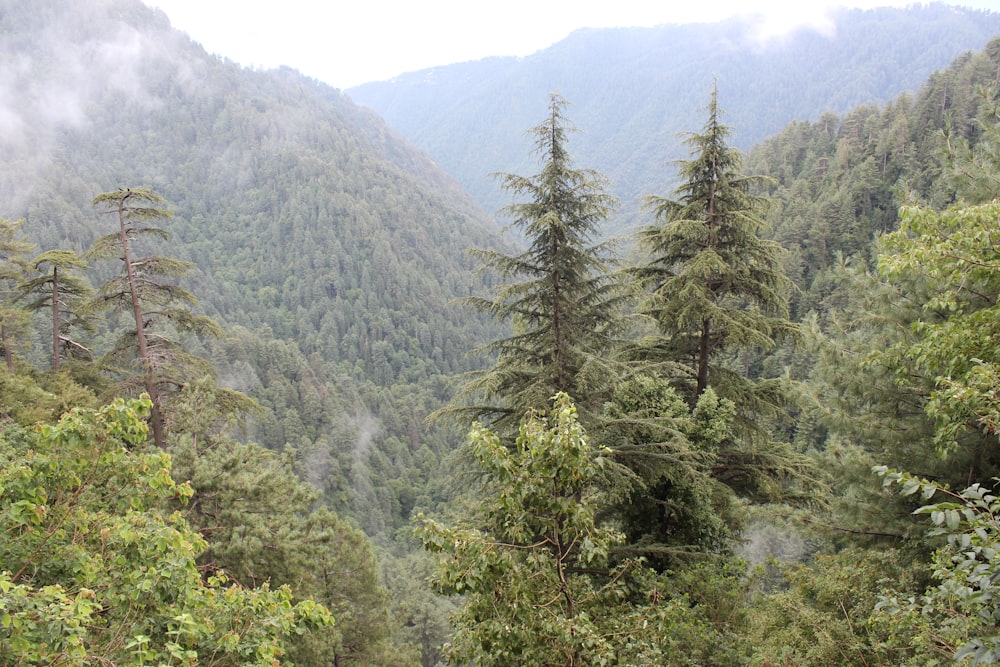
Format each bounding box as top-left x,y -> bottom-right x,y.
0,218 -> 36,372
876,468 -> 1000,664
288,509 -> 418,666
878,201 -> 1000,465
755,77 -> 1000,659
165,379 -> 407,666
419,395 -> 626,664
636,84 -> 794,404
18,248 -> 94,370
0,367 -> 99,427
752,59 -> 1000,663
446,93 -> 624,432
380,550 -> 456,667
0,0 -> 514,540
89,187 -> 224,448
626,88 -> 817,545
941,76 -> 1000,205
771,170 -> 1000,666
596,375 -> 741,565
418,394 -> 742,665
0,397 -> 332,665
9,5 -> 1000,663
749,38 -> 1000,316
745,545 -> 929,666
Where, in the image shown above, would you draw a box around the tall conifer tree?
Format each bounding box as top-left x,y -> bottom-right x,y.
0,219 -> 35,372
446,93 -> 623,431
89,188 -> 220,448
18,250 -> 93,371
636,84 -> 794,411
629,85 -> 813,513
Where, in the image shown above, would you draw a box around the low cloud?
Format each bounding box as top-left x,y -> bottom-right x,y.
0,7 -> 195,212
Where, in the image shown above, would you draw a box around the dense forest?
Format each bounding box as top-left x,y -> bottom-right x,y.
350,3 -> 1000,233
5,0 -> 1000,664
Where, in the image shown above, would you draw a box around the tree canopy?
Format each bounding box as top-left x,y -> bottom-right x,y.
0,397 -> 332,664
635,83 -> 794,404
443,93 -> 624,432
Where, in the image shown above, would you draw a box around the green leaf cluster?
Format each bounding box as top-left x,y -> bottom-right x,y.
418,394 -> 744,666
0,397 -> 332,665
878,201 -> 1000,462
875,468 -> 1000,664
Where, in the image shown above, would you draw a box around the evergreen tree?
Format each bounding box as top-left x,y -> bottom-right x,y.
635,83 -> 794,407
616,87 -> 816,560
88,187 -> 220,448
17,249 -> 93,371
444,93 -> 623,432
942,81 -> 1000,204
165,378 -> 412,666
594,376 -> 742,566
0,219 -> 35,372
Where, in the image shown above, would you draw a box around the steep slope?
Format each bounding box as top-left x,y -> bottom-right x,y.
747,37 -> 1000,314
349,4 -> 1000,232
0,0 -> 508,534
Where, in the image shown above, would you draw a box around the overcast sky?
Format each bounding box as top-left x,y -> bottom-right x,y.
143,1 -> 1000,89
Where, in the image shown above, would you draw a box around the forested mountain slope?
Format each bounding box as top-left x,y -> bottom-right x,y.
748,37 -> 1000,314
349,4 -> 1000,232
718,39 -> 1000,664
402,37 -> 1000,666
8,0 -> 1000,663
0,0 -> 508,535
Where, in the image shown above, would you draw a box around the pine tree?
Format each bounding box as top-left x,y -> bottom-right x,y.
624,85 -> 815,532
89,187 -> 220,448
0,219 -> 35,372
635,84 -> 795,414
445,93 -> 624,432
17,249 -> 93,371
594,375 -> 742,567
943,82 -> 1000,204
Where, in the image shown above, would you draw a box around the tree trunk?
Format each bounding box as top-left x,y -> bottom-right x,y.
696,318 -> 711,397
51,266 -> 60,372
118,196 -> 166,448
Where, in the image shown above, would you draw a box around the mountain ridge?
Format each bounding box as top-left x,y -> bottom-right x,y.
0,0 -> 510,534
349,3 -> 1000,232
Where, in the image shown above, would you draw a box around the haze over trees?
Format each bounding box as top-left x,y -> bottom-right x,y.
350,4 -> 1000,232
4,0 -> 1000,663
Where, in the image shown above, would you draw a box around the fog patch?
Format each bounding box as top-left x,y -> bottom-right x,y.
740,517 -> 813,567
0,6 -> 190,210
737,8 -> 838,50
350,407 -> 385,534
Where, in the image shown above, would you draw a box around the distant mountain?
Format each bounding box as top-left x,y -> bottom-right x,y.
5,0 -> 1000,539
0,0 -> 511,374
349,4 -> 1000,233
0,0 -> 509,533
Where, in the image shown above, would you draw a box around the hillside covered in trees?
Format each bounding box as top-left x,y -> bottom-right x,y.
350,3 -> 1000,233
5,0 -> 1000,663
0,0 -> 515,539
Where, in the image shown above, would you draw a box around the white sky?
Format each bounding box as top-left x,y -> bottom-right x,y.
143,1 -> 1000,89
